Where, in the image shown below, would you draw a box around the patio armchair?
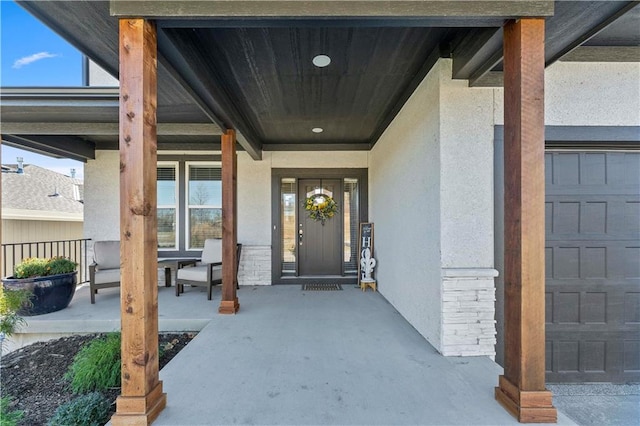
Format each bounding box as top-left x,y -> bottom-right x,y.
89,240 -> 121,304
175,239 -> 242,300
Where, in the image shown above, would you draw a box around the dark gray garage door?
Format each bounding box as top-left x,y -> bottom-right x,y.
545,151 -> 640,383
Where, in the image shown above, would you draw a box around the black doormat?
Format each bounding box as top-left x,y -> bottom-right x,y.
302,283 -> 343,291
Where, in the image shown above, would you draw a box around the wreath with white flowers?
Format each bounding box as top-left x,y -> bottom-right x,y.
304,194 -> 338,225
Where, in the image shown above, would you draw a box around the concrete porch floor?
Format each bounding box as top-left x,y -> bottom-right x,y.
152,285 -> 576,426
11,283 -> 583,425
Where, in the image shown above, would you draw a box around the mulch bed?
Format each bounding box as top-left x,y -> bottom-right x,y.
1,332 -> 196,426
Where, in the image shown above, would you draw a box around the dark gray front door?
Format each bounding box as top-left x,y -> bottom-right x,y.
298,179 -> 342,276
545,151 -> 640,383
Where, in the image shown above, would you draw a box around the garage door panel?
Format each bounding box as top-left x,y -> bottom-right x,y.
582,292 -> 606,323
547,243 -> 637,279
583,341 -> 607,372
582,247 -> 606,279
624,153 -> 640,185
545,150 -> 639,383
547,282 -> 639,327
624,340 -> 640,372
625,201 -> 640,233
546,331 -> 640,383
581,153 -> 607,185
546,197 -> 639,239
624,293 -> 640,323
546,152 -> 640,189
624,247 -> 640,278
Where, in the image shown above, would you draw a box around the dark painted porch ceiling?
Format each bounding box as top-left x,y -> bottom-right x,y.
162,26 -> 455,147
3,1 -> 639,161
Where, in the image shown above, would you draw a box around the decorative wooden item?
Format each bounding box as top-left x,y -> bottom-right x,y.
357,223 -> 374,287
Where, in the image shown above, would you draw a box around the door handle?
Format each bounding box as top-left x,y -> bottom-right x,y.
298,229 -> 303,245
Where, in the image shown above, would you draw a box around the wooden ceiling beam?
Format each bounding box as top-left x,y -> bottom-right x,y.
452,28 -> 503,80
1,122 -> 222,136
546,1 -> 640,67
469,1 -> 640,87
111,1 -> 554,19
559,45 -> 640,62
158,28 -> 263,160
264,143 -> 370,151
1,134 -> 95,162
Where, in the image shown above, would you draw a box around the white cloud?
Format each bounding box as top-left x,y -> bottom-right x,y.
12,52 -> 60,69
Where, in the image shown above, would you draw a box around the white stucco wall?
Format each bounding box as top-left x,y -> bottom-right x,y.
494,61 -> 640,126
88,59 -> 119,87
439,77 -> 495,268
84,150 -> 120,241
238,153 -> 272,246
369,60 -> 444,350
370,59 -> 498,356
269,151 -> 369,169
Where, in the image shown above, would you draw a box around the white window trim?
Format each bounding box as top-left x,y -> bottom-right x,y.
157,161 -> 179,251
185,161 -> 222,251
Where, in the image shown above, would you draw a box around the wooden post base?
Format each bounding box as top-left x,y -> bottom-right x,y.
495,376 -> 557,423
219,298 -> 240,314
111,382 -> 166,426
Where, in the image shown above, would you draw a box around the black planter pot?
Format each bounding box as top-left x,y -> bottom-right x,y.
2,272 -> 77,316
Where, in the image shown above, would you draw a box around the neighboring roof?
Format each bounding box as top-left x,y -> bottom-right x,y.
1,164 -> 83,221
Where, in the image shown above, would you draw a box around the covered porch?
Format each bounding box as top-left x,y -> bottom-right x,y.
1,1 -> 638,425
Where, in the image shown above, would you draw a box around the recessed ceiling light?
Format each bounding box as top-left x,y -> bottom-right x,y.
312,127 -> 324,133
312,55 -> 331,68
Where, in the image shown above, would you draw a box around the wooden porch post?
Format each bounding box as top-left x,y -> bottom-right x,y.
219,129 -> 239,314
496,18 -> 556,423
111,18 -> 166,425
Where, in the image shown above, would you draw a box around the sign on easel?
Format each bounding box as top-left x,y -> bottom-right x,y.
358,222 -> 374,285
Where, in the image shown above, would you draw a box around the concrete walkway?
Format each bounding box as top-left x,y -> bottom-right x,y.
155,285 -> 575,425
4,283 -> 218,353
548,383 -> 640,426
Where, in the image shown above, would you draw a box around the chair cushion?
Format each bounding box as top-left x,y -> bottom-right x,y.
94,268 -> 120,285
94,241 -> 120,269
201,239 -> 222,264
177,265 -> 222,282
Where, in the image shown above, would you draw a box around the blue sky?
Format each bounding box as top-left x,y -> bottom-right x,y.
1,0 -> 85,179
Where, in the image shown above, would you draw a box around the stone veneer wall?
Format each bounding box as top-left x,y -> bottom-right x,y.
441,268 -> 498,357
237,245 -> 271,286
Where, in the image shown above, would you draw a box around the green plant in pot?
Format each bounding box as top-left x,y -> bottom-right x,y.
2,257 -> 78,316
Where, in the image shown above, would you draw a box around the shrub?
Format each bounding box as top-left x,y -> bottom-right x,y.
0,286 -> 31,340
65,333 -> 121,394
47,257 -> 79,276
0,396 -> 24,426
48,392 -> 110,426
14,257 -> 77,279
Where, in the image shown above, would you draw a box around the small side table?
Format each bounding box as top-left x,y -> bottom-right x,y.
158,258 -> 198,287
360,278 -> 377,292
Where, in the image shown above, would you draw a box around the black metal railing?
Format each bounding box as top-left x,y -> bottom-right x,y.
2,239 -> 92,283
